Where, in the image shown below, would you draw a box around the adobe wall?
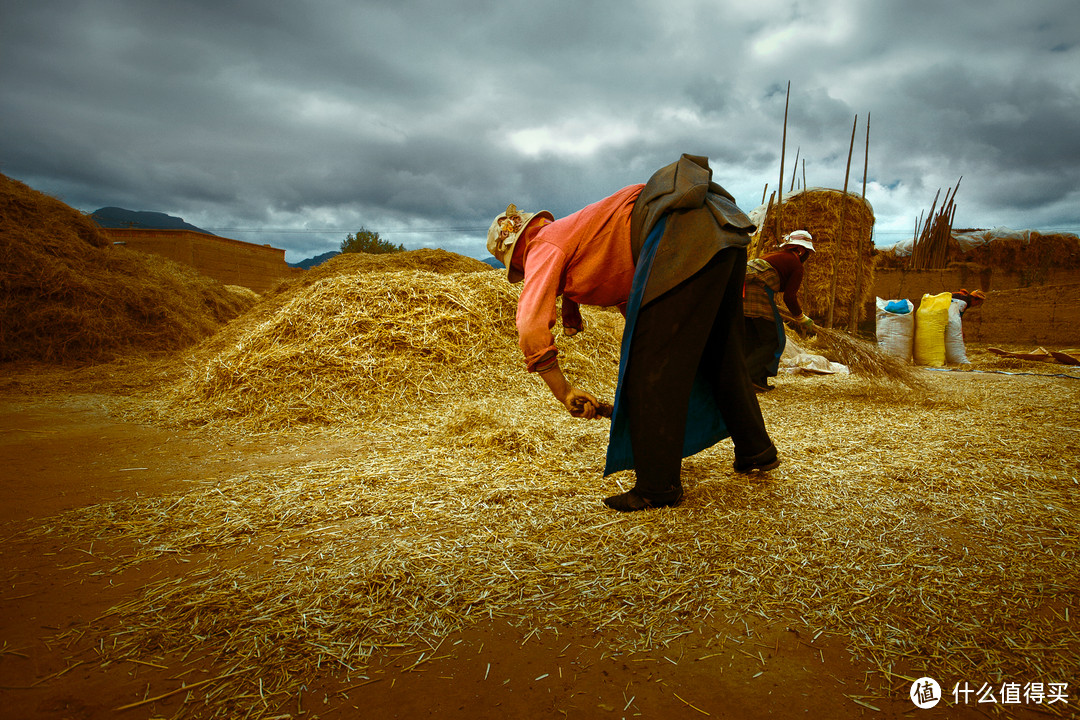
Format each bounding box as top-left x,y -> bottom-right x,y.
870,267 -> 1080,345
103,229 -> 299,293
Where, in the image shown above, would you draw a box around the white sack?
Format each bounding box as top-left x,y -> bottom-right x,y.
875,297 -> 915,362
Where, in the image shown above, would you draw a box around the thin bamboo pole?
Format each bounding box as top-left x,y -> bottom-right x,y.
827,114 -> 857,328
776,81 -> 790,242
912,189 -> 940,269
754,192 -> 776,260
862,112 -> 871,198
850,112 -> 872,331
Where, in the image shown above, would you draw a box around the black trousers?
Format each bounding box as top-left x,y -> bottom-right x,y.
744,315 -> 782,385
621,247 -> 776,496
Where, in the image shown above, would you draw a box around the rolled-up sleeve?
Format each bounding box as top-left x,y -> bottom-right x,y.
516,242 -> 566,372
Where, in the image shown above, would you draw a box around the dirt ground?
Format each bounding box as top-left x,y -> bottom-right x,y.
0,365 -> 1071,719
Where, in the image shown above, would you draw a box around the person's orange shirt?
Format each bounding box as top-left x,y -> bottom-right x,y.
515,184 -> 644,372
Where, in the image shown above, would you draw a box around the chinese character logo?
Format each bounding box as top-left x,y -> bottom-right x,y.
911,677 -> 942,709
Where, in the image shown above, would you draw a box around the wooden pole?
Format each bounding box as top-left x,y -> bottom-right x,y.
776,81 -> 790,243
850,111 -> 872,331
914,189 -> 940,269
752,192 -> 776,260
862,112 -> 871,198
790,146 -> 800,191
827,113 -> 857,328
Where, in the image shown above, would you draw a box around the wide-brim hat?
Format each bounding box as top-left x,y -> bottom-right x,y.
487,203 -> 554,283
781,229 -> 815,253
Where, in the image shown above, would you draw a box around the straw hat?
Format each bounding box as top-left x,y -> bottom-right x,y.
781,230 -> 815,253
486,204 -> 554,282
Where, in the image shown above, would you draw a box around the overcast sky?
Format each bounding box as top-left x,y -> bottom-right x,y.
2,0 -> 1078,263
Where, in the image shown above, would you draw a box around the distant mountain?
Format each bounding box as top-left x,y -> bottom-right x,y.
481,256 -> 503,269
91,207 -> 214,234
289,250 -> 340,269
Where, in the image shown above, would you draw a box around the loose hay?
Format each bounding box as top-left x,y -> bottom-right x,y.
796,325 -> 923,387
778,310 -> 922,387
27,373 -> 1080,718
17,263 -> 1080,718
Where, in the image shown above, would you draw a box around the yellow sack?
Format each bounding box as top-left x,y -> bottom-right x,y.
913,292 -> 952,366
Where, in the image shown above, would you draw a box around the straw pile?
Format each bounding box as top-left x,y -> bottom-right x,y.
147,266 -> 624,431
271,247 -> 493,294
0,173 -> 256,363
875,228 -> 1080,273
183,249 -> 501,374
751,188 -> 875,328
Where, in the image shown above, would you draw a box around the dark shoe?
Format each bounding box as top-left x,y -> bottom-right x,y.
733,445 -> 781,473
733,456 -> 781,473
603,487 -> 684,512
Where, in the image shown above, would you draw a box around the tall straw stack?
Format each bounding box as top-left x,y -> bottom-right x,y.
750,189 -> 876,329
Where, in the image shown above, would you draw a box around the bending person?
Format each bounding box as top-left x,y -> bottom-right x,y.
487,154 -> 778,513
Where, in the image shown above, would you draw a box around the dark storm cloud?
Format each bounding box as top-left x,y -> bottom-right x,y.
2,0 -> 1078,261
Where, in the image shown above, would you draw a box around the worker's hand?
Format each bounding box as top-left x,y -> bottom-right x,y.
539,364 -> 606,419
564,387 -> 603,419
797,314 -> 815,330
563,325 -> 581,337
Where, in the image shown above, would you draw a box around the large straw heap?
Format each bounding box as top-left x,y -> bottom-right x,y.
148,263 -> 624,431
751,188 -> 875,329
0,173 -> 256,363
875,228 -> 1080,273
959,230 -> 1080,271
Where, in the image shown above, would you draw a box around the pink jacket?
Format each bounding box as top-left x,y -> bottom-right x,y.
515,184 -> 644,372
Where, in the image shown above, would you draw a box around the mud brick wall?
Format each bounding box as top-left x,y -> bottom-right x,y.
103,229 -> 298,293
958,283 -> 1080,345
871,268 -> 1080,345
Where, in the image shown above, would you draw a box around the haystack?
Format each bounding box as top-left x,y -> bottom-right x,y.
279,246 -> 493,289
749,188 -> 875,328
154,267 -> 624,431
0,173 -> 257,363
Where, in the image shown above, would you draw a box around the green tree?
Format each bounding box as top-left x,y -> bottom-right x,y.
339,227 -> 405,254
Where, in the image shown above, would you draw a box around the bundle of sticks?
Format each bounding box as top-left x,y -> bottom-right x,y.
910,179 -> 961,270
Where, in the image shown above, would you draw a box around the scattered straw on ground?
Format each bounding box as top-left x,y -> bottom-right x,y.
14,262 -> 1080,719
28,370 -> 1080,719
